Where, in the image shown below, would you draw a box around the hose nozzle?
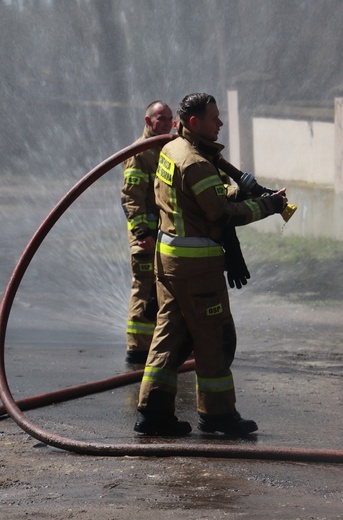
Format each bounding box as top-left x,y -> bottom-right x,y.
281,203 -> 297,222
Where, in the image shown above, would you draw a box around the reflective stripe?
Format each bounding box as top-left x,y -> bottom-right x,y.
169,186 -> 185,236
156,231 -> 223,258
124,167 -> 149,184
126,320 -> 155,335
139,262 -> 153,272
128,214 -> 148,230
243,199 -> 262,221
142,365 -> 178,388
147,221 -> 157,230
196,374 -> 234,393
128,213 -> 158,231
192,175 -> 223,196
158,231 -> 221,248
147,213 -> 158,231
156,153 -> 185,234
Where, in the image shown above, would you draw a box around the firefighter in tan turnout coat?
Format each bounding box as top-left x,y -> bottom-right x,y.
121,101 -> 173,363
134,93 -> 288,436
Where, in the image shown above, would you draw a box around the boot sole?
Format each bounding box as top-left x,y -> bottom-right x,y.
198,424 -> 258,435
134,423 -> 192,436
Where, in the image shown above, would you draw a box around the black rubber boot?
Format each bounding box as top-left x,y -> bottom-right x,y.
135,389 -> 192,436
198,409 -> 258,436
126,350 -> 149,364
134,412 -> 192,436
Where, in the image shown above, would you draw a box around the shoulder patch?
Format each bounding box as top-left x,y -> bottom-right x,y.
215,184 -> 226,196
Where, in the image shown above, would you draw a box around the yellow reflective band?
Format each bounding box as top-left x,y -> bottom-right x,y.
139,262 -> 153,272
206,303 -> 223,316
156,152 -> 175,186
126,320 -> 155,335
244,199 -> 262,221
148,221 -> 157,230
142,365 -> 178,388
128,214 -> 148,230
169,186 -> 185,236
156,241 -> 223,258
192,175 -> 222,195
196,374 -> 234,393
124,168 -> 149,185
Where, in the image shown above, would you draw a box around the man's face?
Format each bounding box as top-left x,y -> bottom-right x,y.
194,102 -> 223,141
147,104 -> 173,135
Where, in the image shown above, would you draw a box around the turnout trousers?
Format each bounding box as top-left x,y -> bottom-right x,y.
138,270 -> 237,416
126,247 -> 156,353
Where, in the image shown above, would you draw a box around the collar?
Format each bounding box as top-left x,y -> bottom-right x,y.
143,126 -> 157,139
179,125 -> 224,160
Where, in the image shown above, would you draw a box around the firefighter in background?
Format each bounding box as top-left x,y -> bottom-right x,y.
134,93 -> 288,436
121,101 -> 173,364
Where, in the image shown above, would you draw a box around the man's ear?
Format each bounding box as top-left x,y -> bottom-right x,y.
188,115 -> 198,132
145,116 -> 152,127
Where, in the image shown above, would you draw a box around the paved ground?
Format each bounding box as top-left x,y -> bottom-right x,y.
1,175 -> 342,519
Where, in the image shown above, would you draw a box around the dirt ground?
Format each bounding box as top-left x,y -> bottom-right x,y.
1,423 -> 343,520
1,287 -> 342,520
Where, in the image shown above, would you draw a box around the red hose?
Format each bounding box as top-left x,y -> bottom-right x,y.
0,360 -> 195,416
1,136 -> 342,463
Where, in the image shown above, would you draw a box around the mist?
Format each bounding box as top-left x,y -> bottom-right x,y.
1,0 -> 343,177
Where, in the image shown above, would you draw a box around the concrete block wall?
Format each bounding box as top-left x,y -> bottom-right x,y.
253,118 -> 335,186
227,92 -> 343,240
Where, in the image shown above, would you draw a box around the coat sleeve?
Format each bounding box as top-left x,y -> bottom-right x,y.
184,161 -> 278,228
121,153 -> 150,237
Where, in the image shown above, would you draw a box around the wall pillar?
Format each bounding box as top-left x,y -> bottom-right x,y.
227,87 -> 253,172
227,74 -> 276,173
227,90 -> 241,169
334,97 -> 343,193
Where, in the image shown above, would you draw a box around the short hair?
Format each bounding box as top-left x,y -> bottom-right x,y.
177,93 -> 216,124
145,100 -> 170,118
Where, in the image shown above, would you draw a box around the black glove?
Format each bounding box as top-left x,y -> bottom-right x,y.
223,229 -> 251,289
268,194 -> 285,214
239,172 -> 277,196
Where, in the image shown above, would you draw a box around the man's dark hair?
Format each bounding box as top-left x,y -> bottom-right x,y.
177,93 -> 216,124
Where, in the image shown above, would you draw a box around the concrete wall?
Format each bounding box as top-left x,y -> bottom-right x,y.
227,95 -> 343,240
245,179 -> 343,242
253,118 -> 334,186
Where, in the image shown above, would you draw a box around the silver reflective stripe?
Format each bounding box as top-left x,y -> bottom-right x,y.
157,230 -> 220,248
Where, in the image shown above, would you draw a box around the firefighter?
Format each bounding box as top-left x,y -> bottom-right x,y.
134,93 -> 288,436
121,100 -> 173,364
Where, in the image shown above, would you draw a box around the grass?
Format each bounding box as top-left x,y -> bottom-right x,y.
236,228 -> 343,305
237,228 -> 343,264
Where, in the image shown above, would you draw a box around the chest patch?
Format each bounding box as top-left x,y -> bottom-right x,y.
156,152 -> 175,186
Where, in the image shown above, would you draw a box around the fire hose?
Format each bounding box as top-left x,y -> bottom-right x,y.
0,135 -> 342,463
